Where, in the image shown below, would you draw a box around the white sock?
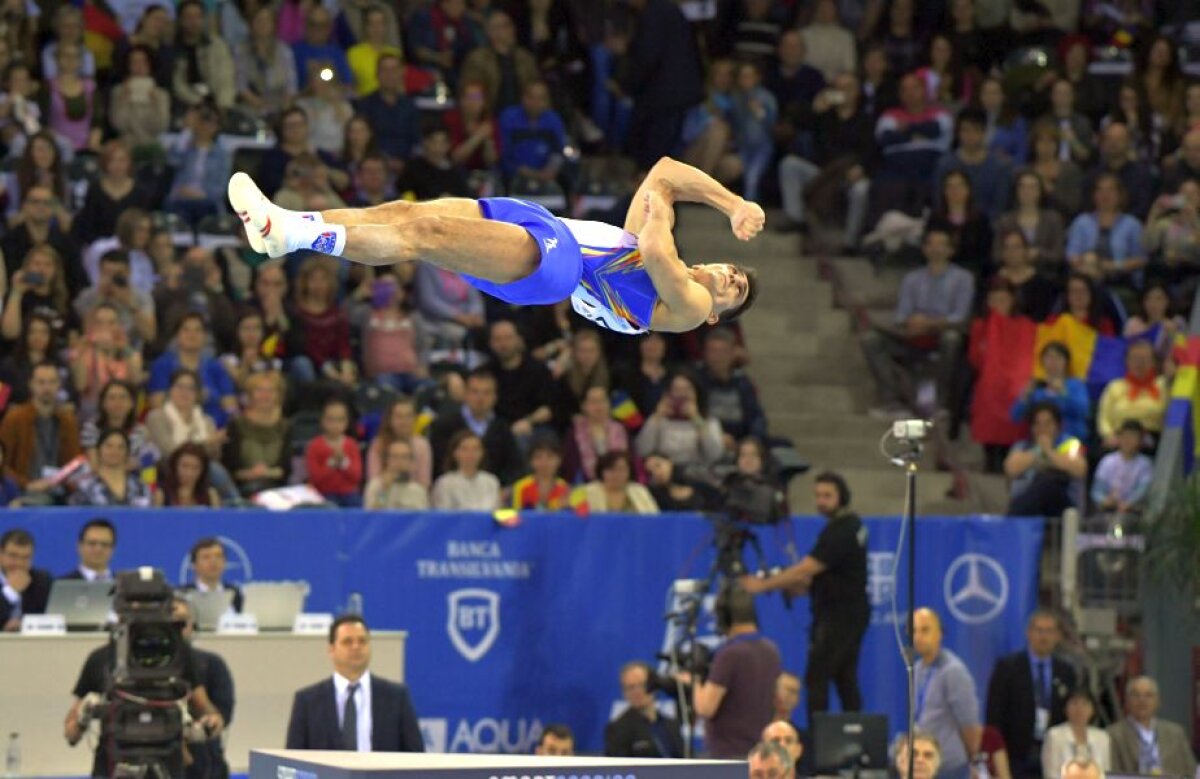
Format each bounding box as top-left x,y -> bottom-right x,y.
287,218 -> 346,256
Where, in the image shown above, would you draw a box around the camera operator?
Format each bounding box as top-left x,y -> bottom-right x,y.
64,594 -> 228,778
739,471 -> 868,724
681,582 -> 781,759
605,661 -> 684,758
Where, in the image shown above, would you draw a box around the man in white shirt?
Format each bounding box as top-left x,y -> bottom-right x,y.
59,518 -> 115,581
179,537 -> 243,613
285,615 -> 423,752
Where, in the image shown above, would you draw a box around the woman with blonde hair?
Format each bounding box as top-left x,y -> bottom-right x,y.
223,369 -> 290,497
1,243 -> 74,341
290,257 -> 355,385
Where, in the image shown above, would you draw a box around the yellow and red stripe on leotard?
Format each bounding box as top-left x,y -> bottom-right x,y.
577,243 -> 656,330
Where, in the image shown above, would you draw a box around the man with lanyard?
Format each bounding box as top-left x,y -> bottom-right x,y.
685,582 -> 781,758
1107,676 -> 1197,778
911,608 -> 982,779
740,471 -> 869,724
986,610 -> 1076,778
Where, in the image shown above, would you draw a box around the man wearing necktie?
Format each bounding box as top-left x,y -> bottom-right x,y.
285,614 -> 424,753
1107,676 -> 1197,778
986,610 -> 1076,779
58,519 -> 116,582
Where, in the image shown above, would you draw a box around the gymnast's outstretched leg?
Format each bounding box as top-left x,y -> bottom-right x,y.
228,172 -> 539,284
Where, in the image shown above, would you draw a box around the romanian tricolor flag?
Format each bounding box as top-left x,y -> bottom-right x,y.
610,389 -> 644,431
1029,315 -> 1160,401
1166,337 -> 1200,473
976,313 -> 1163,431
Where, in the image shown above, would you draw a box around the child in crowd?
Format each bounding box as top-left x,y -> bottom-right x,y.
509,437 -> 571,510
364,438 -> 429,510
305,398 -> 363,508
1090,419 -> 1153,515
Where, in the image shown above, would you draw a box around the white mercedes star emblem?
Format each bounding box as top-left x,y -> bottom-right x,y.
943,553 -> 1008,625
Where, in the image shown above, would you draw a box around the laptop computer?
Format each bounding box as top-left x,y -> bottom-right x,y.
241,581 -> 310,631
44,580 -> 113,631
186,589 -> 235,632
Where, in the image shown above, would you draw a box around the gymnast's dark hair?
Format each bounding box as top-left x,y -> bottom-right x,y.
720,265 -> 759,323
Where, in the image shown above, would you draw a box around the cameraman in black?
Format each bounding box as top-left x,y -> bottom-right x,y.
64,594 -> 229,778
740,471 -> 868,725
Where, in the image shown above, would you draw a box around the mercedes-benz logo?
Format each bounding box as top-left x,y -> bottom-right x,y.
943,553 -> 1008,625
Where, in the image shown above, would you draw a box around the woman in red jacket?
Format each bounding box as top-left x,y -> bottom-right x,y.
969,277 -> 1033,474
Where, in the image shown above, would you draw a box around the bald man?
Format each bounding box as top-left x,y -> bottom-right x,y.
912,608 -> 981,779
763,720 -> 803,773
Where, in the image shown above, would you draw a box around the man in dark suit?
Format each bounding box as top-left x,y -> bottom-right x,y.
59,519 -> 116,582
622,0 -> 705,170
986,609 -> 1076,779
0,528 -> 53,630
605,661 -> 684,758
429,368 -> 523,484
286,614 -> 424,752
178,537 -> 243,613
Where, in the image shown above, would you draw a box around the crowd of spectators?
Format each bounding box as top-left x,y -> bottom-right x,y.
0,0 -> 809,513
0,0 -> 1197,522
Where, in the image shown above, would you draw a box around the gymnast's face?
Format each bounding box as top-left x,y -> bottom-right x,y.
692,263 -> 748,315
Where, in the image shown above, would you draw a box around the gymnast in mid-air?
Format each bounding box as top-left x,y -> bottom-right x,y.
228,156 -> 764,335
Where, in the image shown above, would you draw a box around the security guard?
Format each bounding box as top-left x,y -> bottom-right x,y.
740,470 -> 869,723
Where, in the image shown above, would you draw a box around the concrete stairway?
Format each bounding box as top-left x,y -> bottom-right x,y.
673,205 -> 1008,517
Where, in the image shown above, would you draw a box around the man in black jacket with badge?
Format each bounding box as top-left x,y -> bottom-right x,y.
740,471 -> 869,724
605,661 -> 684,758
986,610 -> 1075,779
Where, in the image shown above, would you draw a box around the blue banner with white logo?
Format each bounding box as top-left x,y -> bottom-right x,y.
0,510 -> 1041,754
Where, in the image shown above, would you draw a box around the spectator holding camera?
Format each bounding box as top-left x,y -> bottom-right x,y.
605,661 -> 684,758
635,371 -> 724,478
2,244 -> 77,343
74,249 -> 157,350
1,184 -> 80,291
364,438 -> 430,510
82,209 -> 156,296
1143,181 -> 1200,278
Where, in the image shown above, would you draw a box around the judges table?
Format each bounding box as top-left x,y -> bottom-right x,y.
0,631 -> 406,776
251,750 -> 745,779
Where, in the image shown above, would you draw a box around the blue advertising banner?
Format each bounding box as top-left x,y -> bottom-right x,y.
0,510 -> 1042,754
